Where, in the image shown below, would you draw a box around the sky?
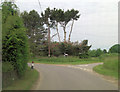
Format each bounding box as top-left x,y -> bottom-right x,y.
14,0 -> 118,50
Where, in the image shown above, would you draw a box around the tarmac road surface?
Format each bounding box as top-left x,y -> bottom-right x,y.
28,63 -> 118,90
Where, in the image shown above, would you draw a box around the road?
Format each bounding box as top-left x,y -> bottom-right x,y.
29,63 -> 118,90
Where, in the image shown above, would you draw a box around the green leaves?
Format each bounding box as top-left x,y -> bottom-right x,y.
109,44 -> 120,53
2,2 -> 29,77
2,2 -> 18,23
21,10 -> 47,57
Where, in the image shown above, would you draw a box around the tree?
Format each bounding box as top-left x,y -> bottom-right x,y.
79,40 -> 91,58
68,9 -> 80,42
88,50 -> 97,57
41,7 -> 54,57
88,48 -> 104,57
103,49 -> 107,54
21,10 -> 47,57
109,44 -> 120,53
41,8 -> 80,43
2,1 -> 18,23
51,42 -> 61,57
56,9 -> 80,42
95,48 -> 103,57
50,8 -> 62,42
59,10 -> 71,42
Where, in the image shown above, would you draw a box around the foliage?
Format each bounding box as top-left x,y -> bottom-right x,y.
21,7 -> 80,57
3,67 -> 39,90
52,46 -> 61,57
59,42 -> 73,55
21,10 -> 47,57
88,50 -> 96,57
109,44 -> 120,53
93,54 -> 118,79
88,48 -> 105,57
30,56 -> 100,65
50,40 -> 91,57
95,48 -> 104,57
103,49 -> 107,53
79,40 -> 91,58
2,2 -> 18,23
2,62 -> 14,72
51,8 -> 80,42
2,1 -> 29,77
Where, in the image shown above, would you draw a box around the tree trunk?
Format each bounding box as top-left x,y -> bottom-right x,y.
63,26 -> 66,42
56,23 -> 61,42
48,24 -> 51,57
68,20 -> 74,42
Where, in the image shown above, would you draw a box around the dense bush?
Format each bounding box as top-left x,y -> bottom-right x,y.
59,42 -> 74,55
52,46 -> 61,57
88,48 -> 105,57
2,62 -> 18,88
79,53 -> 88,58
2,2 -> 29,77
50,40 -> 91,58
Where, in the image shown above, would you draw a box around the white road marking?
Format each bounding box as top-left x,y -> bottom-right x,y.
77,65 -> 88,66
67,65 -> 93,72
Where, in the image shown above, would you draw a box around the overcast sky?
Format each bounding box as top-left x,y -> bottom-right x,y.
15,0 -> 119,50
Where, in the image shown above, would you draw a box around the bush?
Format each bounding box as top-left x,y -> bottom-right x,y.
56,40 -> 91,57
52,46 -> 61,57
88,48 -> 105,57
2,2 -> 29,77
79,53 -> 88,58
2,62 -> 18,88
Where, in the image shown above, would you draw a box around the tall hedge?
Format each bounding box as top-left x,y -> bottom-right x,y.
2,2 -> 29,77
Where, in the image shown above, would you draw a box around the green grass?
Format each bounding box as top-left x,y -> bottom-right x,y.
30,56 -> 101,65
3,67 -> 39,90
2,62 -> 14,72
93,53 -> 118,79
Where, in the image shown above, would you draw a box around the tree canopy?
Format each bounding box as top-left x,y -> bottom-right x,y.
109,44 -> 120,53
21,10 -> 47,57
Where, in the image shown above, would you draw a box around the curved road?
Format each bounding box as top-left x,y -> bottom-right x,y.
30,63 -> 118,90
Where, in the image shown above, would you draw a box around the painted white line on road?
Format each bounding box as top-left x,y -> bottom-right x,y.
67,66 -> 93,73
77,65 -> 88,66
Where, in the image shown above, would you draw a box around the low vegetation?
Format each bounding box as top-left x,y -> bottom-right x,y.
3,67 -> 39,90
30,56 -> 101,65
93,53 -> 118,79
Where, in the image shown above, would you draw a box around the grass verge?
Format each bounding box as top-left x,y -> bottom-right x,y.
30,56 -> 101,65
93,65 -> 118,79
3,67 -> 39,90
93,53 -> 118,79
